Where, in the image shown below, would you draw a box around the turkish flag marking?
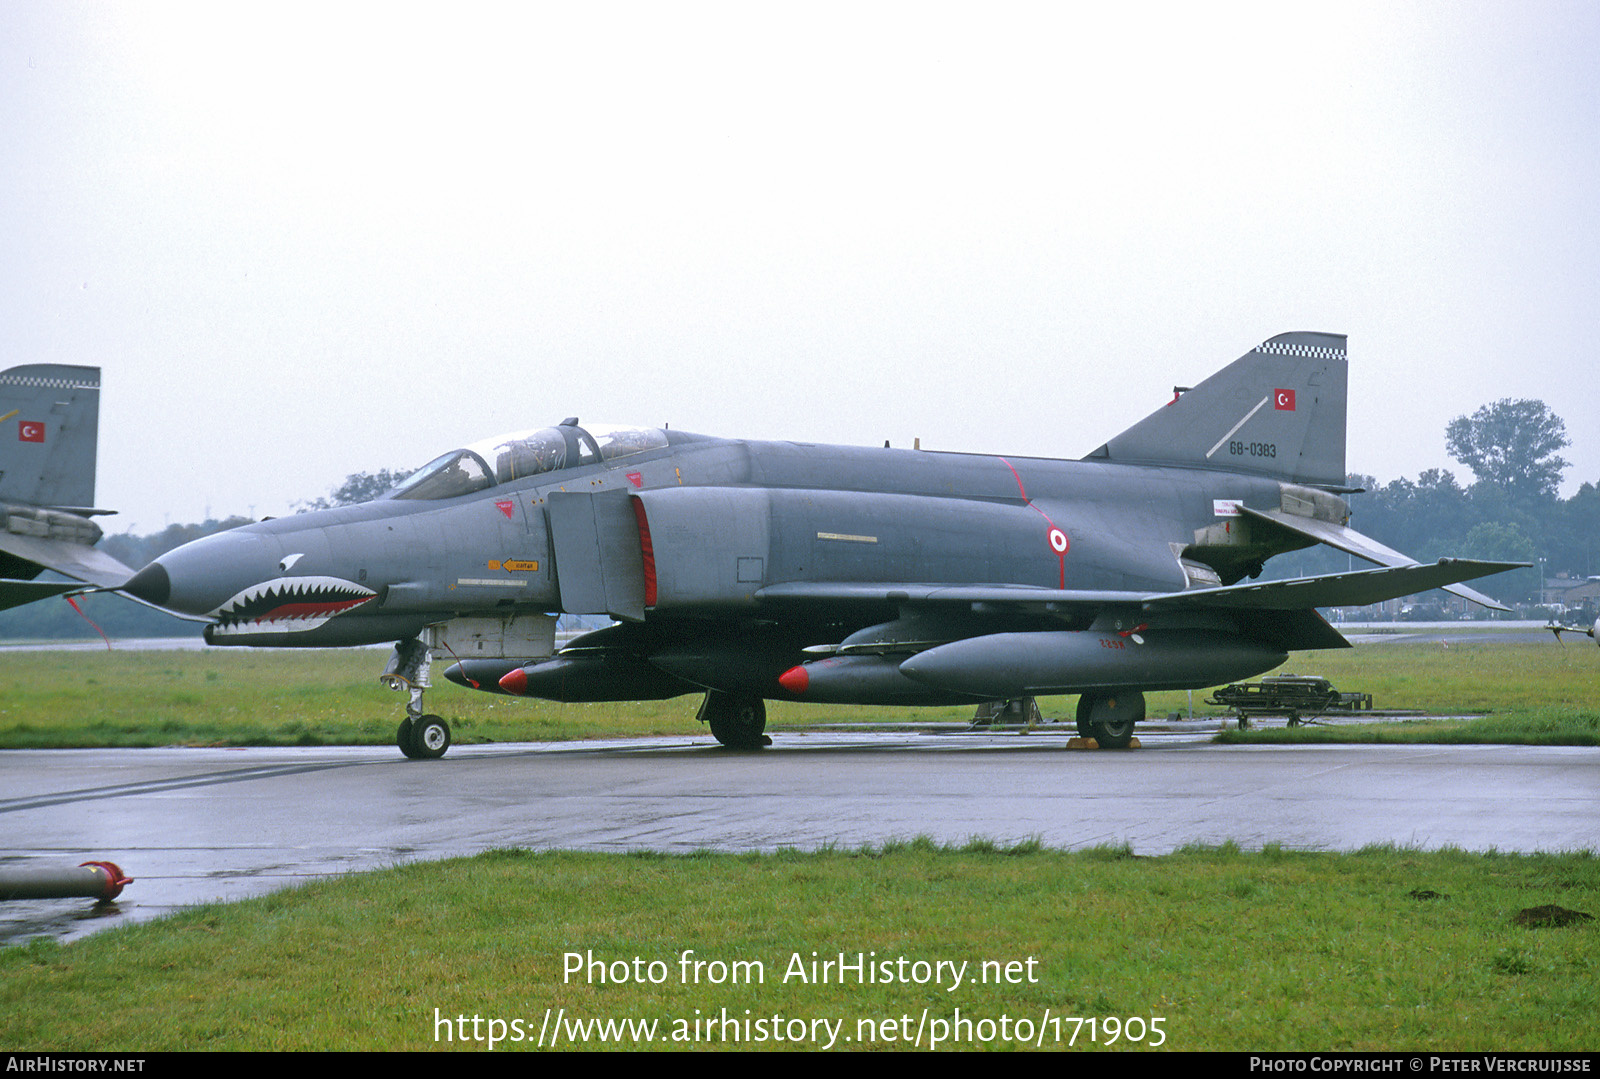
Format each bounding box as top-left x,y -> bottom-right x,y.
18,421 -> 44,442
495,500 -> 515,519
1274,389 -> 1296,411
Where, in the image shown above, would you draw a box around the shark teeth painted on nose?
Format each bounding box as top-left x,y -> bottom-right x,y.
208,576 -> 377,634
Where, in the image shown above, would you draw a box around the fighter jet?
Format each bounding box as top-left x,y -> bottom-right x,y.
120,333 -> 1522,758
0,365 -> 132,610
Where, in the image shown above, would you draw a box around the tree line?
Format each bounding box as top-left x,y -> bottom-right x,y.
1236,399 -> 1590,615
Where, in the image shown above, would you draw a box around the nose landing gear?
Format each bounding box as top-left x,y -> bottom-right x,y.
383,637 -> 453,759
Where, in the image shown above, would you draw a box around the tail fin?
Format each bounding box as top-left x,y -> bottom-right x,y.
1087,332 -> 1348,488
0,365 -> 103,510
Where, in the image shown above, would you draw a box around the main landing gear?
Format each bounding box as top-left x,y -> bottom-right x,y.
382,638 -> 453,760
1075,691 -> 1144,749
698,690 -> 770,749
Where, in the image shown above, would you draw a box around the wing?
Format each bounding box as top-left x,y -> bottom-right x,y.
757,556 -> 1523,666
1144,559 -> 1524,612
0,578 -> 82,613
755,557 -> 1523,618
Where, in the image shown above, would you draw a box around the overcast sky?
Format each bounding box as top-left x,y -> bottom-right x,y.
3,1 -> 1596,532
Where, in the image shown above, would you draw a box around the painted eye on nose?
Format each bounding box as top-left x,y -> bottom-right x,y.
278,553 -> 305,573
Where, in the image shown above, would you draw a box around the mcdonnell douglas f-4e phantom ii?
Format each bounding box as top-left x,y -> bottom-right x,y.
120,332 -> 1522,758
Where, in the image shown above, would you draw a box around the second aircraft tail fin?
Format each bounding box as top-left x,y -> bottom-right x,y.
0,365 -> 104,511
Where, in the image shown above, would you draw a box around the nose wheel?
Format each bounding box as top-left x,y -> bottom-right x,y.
383,637 -> 453,759
398,714 -> 452,759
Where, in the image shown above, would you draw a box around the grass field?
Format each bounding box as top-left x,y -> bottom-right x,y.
3,641 -> 1596,1051
0,639 -> 1594,748
2,843 -> 1595,1051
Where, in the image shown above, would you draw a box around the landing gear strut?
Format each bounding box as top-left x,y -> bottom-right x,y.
698,691 -> 770,749
383,638 -> 453,759
1075,692 -> 1143,749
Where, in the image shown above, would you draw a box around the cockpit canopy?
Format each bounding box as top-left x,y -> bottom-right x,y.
387,422 -> 669,501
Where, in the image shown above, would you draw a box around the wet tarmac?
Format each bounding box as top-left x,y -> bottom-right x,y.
3,725 -> 1596,946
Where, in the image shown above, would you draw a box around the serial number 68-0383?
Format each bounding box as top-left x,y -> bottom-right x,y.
1229,441 -> 1277,458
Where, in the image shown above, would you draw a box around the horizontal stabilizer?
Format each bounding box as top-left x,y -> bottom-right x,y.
0,533 -> 134,589
0,579 -> 81,613
1239,506 -> 1514,611
1150,559 -> 1526,612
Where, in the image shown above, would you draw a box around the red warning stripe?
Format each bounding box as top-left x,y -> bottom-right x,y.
1000,456 -> 1068,589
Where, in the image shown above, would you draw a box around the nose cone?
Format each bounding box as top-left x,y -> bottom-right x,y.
122,529 -> 285,617
120,561 -> 170,607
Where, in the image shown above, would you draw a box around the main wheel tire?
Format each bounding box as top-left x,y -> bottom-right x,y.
411,714 -> 452,759
397,718 -> 420,758
700,692 -> 768,749
1075,692 -> 1144,749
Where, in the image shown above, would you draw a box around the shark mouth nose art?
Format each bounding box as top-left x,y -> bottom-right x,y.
208,576 -> 377,634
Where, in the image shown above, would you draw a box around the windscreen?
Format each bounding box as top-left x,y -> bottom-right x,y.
387,424 -> 668,500
387,450 -> 495,500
